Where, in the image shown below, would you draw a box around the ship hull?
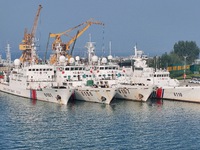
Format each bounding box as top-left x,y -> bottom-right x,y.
115,85 -> 154,102
161,86 -> 200,103
74,87 -> 117,104
0,83 -> 74,105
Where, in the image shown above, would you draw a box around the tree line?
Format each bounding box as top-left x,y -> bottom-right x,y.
149,41 -> 200,69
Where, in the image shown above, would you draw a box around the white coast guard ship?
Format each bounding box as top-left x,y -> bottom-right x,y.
125,46 -> 200,103
0,59 -> 74,105
120,46 -> 179,99
83,40 -> 154,102
127,46 -> 200,103
0,43 -> 74,105
159,85 -> 200,103
55,61 -> 117,104
128,46 -> 180,88
49,43 -> 117,105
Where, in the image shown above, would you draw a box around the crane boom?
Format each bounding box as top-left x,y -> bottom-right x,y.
19,5 -> 42,64
50,18 -> 104,51
31,4 -> 42,38
49,19 -> 104,64
49,22 -> 84,38
70,30 -> 79,56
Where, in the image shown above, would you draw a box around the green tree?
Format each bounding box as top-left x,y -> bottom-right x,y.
169,52 -> 182,64
160,52 -> 182,68
160,52 -> 171,68
173,41 -> 200,64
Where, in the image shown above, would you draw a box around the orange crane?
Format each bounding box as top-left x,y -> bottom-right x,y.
49,19 -> 104,64
19,5 -> 42,63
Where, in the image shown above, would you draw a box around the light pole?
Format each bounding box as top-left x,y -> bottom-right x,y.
183,56 -> 187,82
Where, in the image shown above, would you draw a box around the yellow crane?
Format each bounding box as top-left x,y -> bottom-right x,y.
19,5 -> 42,63
49,18 -> 104,64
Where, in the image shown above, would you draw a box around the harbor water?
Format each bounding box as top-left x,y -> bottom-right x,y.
1,91 -> 200,149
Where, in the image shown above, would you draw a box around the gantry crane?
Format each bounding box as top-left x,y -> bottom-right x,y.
48,18 -> 104,64
19,5 -> 42,63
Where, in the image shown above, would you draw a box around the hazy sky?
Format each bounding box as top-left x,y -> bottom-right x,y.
1,0 -> 200,59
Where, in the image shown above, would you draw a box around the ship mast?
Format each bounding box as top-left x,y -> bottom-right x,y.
85,34 -> 96,65
6,43 -> 11,66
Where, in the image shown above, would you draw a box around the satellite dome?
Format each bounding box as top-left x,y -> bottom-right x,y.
101,57 -> 107,64
108,55 -> 113,60
14,59 -> 20,66
92,55 -> 98,62
59,56 -> 66,63
69,57 -> 75,64
75,56 -> 80,61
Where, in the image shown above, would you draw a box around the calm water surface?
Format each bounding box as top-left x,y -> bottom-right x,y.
0,92 -> 200,149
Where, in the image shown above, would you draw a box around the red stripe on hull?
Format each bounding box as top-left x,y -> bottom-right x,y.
156,88 -> 163,98
31,90 -> 37,100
